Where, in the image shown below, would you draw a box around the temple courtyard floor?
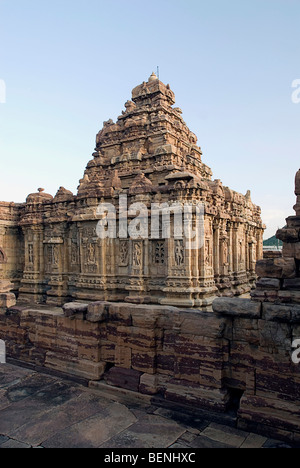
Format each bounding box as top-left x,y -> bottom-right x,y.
0,362 -> 294,449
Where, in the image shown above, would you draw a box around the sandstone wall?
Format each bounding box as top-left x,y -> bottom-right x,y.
0,202 -> 24,291
0,298 -> 299,443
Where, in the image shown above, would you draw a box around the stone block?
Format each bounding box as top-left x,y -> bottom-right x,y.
229,342 -> 257,368
75,319 -> 101,340
238,394 -> 300,434
276,227 -> 300,243
45,352 -> 106,380
291,306 -> 300,322
131,350 -> 157,374
199,365 -> 225,389
131,307 -> 160,328
156,352 -> 175,375
78,343 -> 101,362
0,293 -> 16,312
62,302 -> 88,317
0,280 -> 15,293
174,356 -> 201,382
256,370 -> 300,400
117,326 -> 158,350
105,324 -> 119,343
100,341 -> 115,362
179,310 -> 230,339
233,318 -> 259,345
262,303 -> 293,322
282,242 -> 300,259
114,345 -> 132,368
250,290 -> 266,302
86,302 -> 109,323
279,290 -> 300,304
213,297 -> 262,318
106,303 -> 133,325
54,335 -> 78,357
105,367 -> 142,392
258,320 -> 292,351
164,379 -> 230,411
139,373 -> 159,395
256,278 -> 281,290
57,316 -> 76,334
283,278 -> 300,290
256,258 -> 296,279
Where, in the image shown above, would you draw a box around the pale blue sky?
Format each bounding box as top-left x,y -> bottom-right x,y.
0,0 -> 300,238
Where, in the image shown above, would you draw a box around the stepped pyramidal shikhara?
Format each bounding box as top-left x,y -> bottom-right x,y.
0,73 -> 264,308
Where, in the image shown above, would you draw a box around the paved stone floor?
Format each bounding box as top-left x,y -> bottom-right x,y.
0,363 -> 292,449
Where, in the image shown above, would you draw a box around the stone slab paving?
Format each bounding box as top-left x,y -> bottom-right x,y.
0,364 -> 293,449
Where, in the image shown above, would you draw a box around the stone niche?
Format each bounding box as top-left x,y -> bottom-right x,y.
0,74 -> 264,307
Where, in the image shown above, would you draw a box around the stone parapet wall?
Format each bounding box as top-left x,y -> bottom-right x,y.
0,298 -> 299,443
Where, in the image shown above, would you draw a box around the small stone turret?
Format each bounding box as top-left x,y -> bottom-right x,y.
294,169 -> 300,216
253,169 -> 300,303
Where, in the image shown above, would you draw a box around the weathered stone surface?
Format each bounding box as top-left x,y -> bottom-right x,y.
0,293 -> 16,311
238,394 -> 300,436
105,367 -> 142,392
45,353 -> 106,380
213,297 -> 262,318
201,422 -> 248,448
256,258 -> 296,279
233,318 -> 260,345
283,279 -> 300,290
1,298 -> 300,441
282,242 -> 300,260
62,302 -> 88,317
139,373 -> 159,395
164,380 -> 230,411
258,320 -> 292,351
262,303 -> 294,322
256,278 -> 281,290
278,290 -> 300,304
0,280 -> 15,293
276,228 -> 299,243
86,302 -> 109,323
294,169 -> 300,216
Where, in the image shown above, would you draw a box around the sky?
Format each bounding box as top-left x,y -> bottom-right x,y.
0,0 -> 299,239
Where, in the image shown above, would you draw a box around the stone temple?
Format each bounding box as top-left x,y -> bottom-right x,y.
0,73 -> 264,308
1,76 -> 300,444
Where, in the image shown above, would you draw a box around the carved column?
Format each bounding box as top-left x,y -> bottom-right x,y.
232,223 -> 239,274
19,225 -> 45,303
213,220 -> 220,278
227,222 -> 233,275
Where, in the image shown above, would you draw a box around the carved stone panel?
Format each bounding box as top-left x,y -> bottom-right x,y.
28,244 -> 34,265
0,248 -> 6,264
174,240 -> 184,268
84,241 -> 97,273
132,241 -> 143,270
154,240 -> 165,265
119,240 -> 129,267
71,240 -> 80,266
